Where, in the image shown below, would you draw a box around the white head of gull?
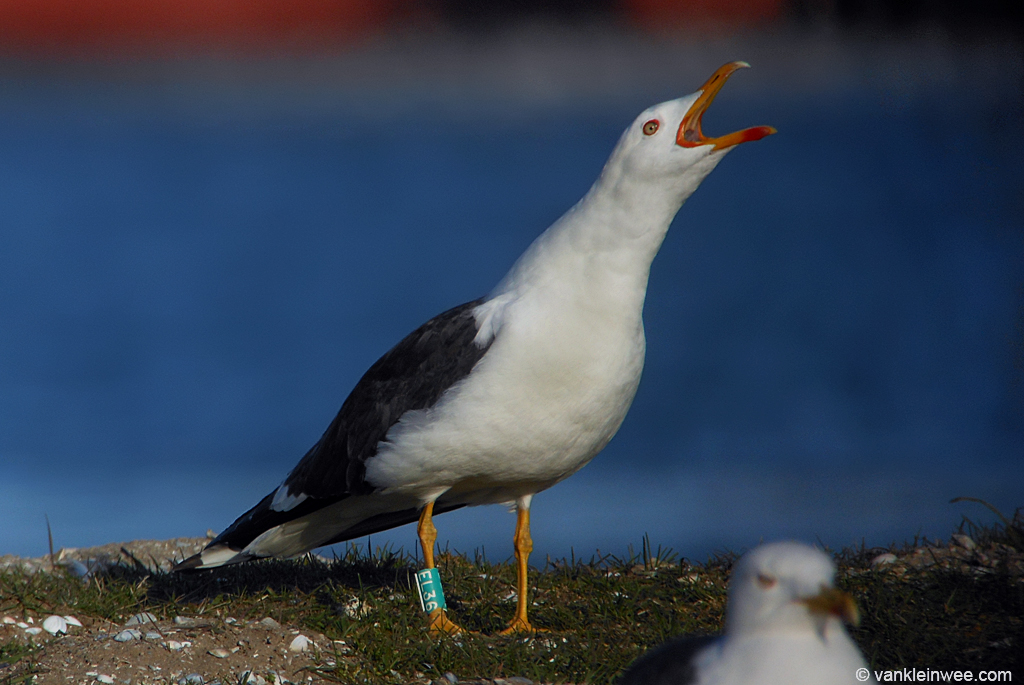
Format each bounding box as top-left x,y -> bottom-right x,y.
175,62 -> 775,637
618,541 -> 874,685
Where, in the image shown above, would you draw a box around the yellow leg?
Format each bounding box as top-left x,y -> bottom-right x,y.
499,502 -> 542,634
418,501 -> 463,636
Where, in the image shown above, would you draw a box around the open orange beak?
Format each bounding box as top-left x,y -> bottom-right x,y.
800,586 -> 861,626
677,62 -> 777,151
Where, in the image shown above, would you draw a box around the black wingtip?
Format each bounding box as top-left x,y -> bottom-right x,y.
172,553 -> 206,573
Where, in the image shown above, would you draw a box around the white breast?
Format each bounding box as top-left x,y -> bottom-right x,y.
363,281 -> 647,502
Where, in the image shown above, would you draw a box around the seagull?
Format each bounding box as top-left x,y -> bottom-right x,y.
174,62 -> 775,636
617,542 -> 874,685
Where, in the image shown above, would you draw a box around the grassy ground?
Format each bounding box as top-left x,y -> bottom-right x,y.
2,508 -> 1021,684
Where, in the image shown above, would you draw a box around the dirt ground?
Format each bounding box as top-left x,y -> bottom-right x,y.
1,537 -> 337,684
2,610 -> 334,684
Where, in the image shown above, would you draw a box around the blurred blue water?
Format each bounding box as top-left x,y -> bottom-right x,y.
0,55 -> 1021,562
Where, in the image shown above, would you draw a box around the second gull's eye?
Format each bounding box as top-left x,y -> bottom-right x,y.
642,120 -> 659,136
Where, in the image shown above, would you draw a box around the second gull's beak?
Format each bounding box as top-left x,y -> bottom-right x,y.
800,586 -> 861,626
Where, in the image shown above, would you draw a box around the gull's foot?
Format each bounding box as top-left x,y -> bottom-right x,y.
498,617 -> 547,635
427,609 -> 465,636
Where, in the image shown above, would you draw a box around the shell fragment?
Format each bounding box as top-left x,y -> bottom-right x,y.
288,634 -> 312,653
124,612 -> 158,626
42,615 -> 68,635
114,629 -> 143,642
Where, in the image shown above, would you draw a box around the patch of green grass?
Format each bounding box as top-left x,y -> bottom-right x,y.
2,511 -> 1021,683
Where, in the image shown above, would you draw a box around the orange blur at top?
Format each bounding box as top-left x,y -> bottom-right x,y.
0,0 -> 415,55
0,1 -> 787,57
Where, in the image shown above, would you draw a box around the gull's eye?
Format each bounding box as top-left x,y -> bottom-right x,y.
757,573 -> 777,589
642,119 -> 660,136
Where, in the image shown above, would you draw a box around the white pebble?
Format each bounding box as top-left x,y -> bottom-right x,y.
63,615 -> 83,627
288,634 -> 312,653
952,534 -> 977,550
24,627 -> 43,635
258,617 -> 281,630
208,648 -> 231,658
16,622 -> 28,629
42,615 -> 68,635
145,631 -> 162,640
114,629 -> 143,642
62,559 -> 91,578
124,612 -> 158,626
173,616 -> 197,627
1,616 -> 15,624
96,676 -> 115,684
871,553 -> 898,567
178,674 -> 204,685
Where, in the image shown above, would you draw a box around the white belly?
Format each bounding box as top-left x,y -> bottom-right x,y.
364,294 -> 646,503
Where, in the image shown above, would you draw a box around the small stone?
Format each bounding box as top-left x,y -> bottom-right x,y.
1,616 -> 14,624
952,534 -> 977,550
61,559 -> 92,578
288,634 -> 311,653
63,615 -> 83,627
444,672 -> 458,684
337,597 -> 371,618
208,648 -> 231,658
145,631 -> 162,641
508,678 -> 534,685
258,617 -> 281,630
177,674 -> 204,685
96,676 -> 115,684
166,640 -> 184,651
24,627 -> 43,635
124,612 -> 158,626
114,629 -> 143,642
42,615 -> 68,635
871,553 -> 898,567
173,616 -> 197,627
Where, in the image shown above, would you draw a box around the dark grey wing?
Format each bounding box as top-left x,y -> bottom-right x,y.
617,635 -> 719,685
187,298 -> 491,560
